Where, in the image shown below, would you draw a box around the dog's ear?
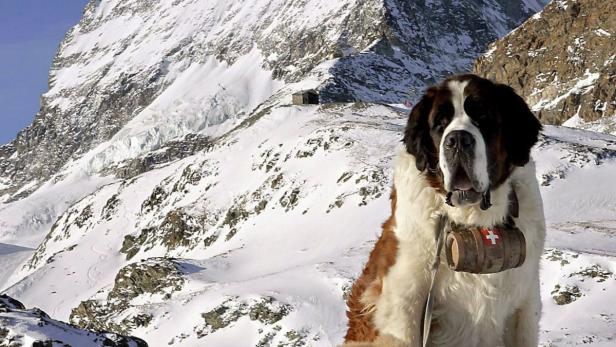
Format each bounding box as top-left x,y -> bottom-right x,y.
496,84 -> 542,167
403,88 -> 437,172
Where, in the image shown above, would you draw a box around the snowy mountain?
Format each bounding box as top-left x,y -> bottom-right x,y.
3,0 -> 616,346
0,0 -> 543,201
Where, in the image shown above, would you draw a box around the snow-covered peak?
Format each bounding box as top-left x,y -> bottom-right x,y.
1,0 -> 544,202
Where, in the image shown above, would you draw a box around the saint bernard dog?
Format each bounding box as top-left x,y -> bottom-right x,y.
343,74 -> 545,347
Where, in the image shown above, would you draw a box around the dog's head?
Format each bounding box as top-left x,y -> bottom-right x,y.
403,74 -> 541,207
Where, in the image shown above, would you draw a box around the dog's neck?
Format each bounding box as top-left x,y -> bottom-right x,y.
442,182 -> 513,228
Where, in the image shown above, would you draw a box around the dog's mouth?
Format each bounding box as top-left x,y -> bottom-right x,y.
451,166 -> 475,191
445,167 -> 491,209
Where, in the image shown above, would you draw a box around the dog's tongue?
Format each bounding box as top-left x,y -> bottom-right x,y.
446,167 -> 492,209
452,168 -> 473,191
446,190 -> 482,207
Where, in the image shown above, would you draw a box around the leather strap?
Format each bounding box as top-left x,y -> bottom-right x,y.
422,214 -> 448,347
508,188 -> 519,218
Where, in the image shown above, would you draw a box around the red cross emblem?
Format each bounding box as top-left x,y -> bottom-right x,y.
480,228 -> 502,246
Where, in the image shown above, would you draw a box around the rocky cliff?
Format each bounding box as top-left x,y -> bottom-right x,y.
475,0 -> 616,132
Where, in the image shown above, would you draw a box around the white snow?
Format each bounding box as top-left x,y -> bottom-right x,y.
0,244 -> 33,292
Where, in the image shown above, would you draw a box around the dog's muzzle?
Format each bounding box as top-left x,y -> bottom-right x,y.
443,130 -> 491,209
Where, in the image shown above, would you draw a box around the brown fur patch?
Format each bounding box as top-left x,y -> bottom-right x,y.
344,187 -> 399,343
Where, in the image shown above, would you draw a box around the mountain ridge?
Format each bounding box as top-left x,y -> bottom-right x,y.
0,0 -> 543,202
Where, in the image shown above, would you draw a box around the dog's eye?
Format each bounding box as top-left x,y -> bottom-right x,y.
464,98 -> 485,118
464,98 -> 490,126
433,118 -> 448,133
432,102 -> 453,133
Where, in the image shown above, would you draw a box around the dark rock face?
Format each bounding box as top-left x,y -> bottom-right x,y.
552,284 -> 582,305
197,296 -> 292,338
320,0 -> 547,103
475,0 -> 616,126
120,209 -> 202,260
110,258 -> 184,300
0,294 -> 26,310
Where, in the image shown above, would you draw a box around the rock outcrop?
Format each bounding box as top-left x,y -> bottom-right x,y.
0,294 -> 147,347
70,258 -> 184,335
475,0 -> 616,131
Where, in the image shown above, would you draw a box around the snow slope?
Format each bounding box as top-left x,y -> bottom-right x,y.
4,103 -> 402,346
3,100 -> 616,346
534,127 -> 616,346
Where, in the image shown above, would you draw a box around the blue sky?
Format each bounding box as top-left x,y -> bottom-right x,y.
0,1 -> 89,144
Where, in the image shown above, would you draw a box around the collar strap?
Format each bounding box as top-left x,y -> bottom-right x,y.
422,214 -> 448,347
508,187 -> 519,219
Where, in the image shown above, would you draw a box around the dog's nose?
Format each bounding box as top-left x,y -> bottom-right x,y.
444,130 -> 475,151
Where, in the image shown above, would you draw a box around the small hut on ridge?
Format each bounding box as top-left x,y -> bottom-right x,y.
292,89 -> 319,105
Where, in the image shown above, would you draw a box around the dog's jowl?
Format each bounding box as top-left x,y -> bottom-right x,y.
343,74 -> 545,347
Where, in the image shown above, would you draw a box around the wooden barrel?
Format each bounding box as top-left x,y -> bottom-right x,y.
445,225 -> 526,274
